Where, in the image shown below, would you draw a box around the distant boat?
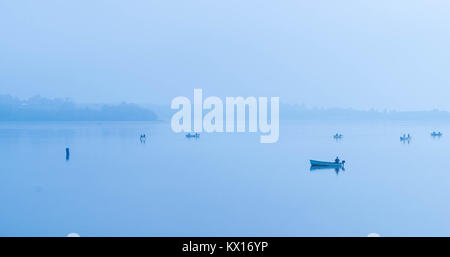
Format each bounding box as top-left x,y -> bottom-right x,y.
310,160 -> 345,167
333,133 -> 343,139
400,134 -> 411,141
431,132 -> 443,137
186,133 -> 200,138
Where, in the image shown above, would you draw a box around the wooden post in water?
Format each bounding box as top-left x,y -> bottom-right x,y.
66,147 -> 70,161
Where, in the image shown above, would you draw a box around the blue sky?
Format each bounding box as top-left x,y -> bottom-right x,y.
1,1 -> 450,111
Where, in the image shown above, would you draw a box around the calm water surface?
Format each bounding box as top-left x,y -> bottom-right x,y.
1,121 -> 450,236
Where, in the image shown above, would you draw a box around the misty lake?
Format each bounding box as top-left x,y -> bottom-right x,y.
1,120 -> 450,236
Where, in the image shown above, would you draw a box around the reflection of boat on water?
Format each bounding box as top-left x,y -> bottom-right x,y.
186,133 -> 200,138
310,160 -> 345,167
310,165 -> 345,174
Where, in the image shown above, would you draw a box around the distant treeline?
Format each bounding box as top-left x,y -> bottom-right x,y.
1,95 -> 449,121
151,103 -> 450,121
280,104 -> 450,121
0,95 -> 157,121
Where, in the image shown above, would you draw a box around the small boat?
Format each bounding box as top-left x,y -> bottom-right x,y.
400,134 -> 411,141
310,160 -> 345,167
333,133 -> 343,139
431,132 -> 443,137
186,133 -> 200,138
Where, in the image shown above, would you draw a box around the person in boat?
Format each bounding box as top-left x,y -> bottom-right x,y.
335,156 -> 340,163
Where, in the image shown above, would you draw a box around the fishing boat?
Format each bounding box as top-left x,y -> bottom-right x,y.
333,133 -> 343,139
310,160 -> 345,167
400,134 -> 411,141
140,134 -> 147,143
186,133 -> 200,138
431,132 -> 442,137
310,165 -> 345,171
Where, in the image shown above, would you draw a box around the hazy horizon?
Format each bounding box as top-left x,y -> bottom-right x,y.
3,94 -> 450,122
2,93 -> 450,113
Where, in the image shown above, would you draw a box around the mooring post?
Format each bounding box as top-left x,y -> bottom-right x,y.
66,147 -> 70,161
